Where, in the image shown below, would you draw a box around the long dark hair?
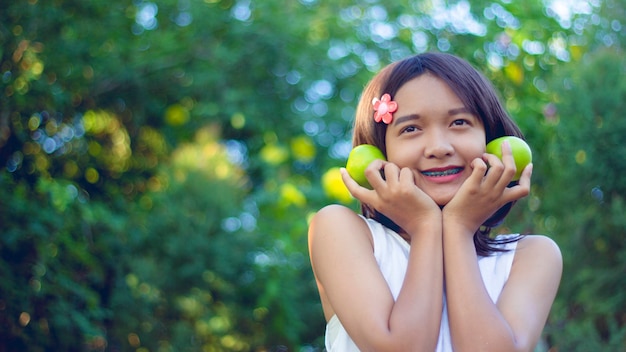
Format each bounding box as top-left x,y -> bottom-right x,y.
352,52 -> 524,256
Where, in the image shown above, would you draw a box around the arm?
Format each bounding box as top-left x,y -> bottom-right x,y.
308,161 -> 444,351
442,146 -> 562,351
443,230 -> 562,351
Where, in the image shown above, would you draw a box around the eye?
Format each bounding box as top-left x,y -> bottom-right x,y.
451,119 -> 470,127
450,119 -> 473,127
400,125 -> 419,134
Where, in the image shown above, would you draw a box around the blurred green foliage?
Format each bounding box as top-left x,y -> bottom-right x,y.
1,0 -> 625,351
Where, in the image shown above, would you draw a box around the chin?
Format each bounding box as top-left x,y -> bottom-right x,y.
420,182 -> 462,207
433,195 -> 453,207
423,187 -> 455,206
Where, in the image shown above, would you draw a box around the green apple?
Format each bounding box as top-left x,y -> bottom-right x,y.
346,144 -> 386,189
485,136 -> 532,181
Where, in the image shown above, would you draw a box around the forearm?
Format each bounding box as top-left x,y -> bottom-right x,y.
443,225 -> 521,351
359,220 -> 443,351
386,220 -> 444,351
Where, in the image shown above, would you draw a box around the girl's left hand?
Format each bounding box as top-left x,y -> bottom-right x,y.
443,140 -> 532,233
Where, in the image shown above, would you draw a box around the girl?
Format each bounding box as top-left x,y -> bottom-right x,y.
308,52 -> 562,351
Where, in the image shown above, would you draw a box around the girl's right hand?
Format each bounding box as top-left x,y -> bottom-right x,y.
341,159 -> 441,236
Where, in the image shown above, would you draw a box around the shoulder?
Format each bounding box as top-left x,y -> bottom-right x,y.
308,204 -> 372,246
309,203 -> 362,226
511,235 -> 562,282
308,204 -> 375,265
516,235 -> 562,264
309,204 -> 364,237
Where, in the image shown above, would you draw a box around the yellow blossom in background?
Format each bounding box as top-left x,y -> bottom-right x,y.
279,183 -> 306,207
230,112 -> 245,129
504,62 -> 524,85
165,104 -> 190,126
290,135 -> 316,163
85,167 -> 100,184
322,167 -> 353,204
570,45 -> 584,61
575,150 -> 586,164
170,127 -> 245,183
260,144 -> 289,165
82,110 -> 131,173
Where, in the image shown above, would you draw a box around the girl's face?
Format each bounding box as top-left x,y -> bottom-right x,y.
384,74 -> 486,206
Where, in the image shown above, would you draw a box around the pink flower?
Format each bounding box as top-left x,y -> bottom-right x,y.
372,93 -> 398,124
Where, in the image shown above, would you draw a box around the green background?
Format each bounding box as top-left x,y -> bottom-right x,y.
1,0 -> 625,350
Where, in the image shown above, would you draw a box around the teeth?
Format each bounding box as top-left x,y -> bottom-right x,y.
422,168 -> 462,177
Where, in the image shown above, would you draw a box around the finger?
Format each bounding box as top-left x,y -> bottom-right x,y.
517,163 -> 533,189
379,162 -> 402,186
483,155 -> 515,190
498,140 -> 519,182
469,157 -> 489,184
502,163 -> 533,202
365,160 -> 390,189
340,167 -> 375,202
367,158 -> 387,173
399,167 -> 415,186
482,153 -> 504,177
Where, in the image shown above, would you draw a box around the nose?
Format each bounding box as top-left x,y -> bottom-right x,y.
423,130 -> 454,158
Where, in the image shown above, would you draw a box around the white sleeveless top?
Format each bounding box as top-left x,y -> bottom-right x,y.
325,216 -> 518,351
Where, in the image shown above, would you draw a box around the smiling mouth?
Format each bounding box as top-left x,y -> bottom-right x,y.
421,167 -> 463,177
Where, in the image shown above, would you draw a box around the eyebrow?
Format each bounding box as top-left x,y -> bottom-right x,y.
393,106 -> 472,126
392,114 -> 420,126
448,107 -> 472,115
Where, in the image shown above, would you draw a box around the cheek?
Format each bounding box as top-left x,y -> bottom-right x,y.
463,146 -> 485,162
385,140 -> 416,166
465,131 -> 487,156
471,141 -> 486,156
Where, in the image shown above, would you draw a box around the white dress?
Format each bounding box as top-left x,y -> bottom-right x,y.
325,216 -> 518,351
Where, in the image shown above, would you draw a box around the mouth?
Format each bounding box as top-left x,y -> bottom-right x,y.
421,167 -> 463,177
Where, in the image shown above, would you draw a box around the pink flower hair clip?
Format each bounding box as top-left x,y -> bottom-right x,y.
372,93 -> 398,124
